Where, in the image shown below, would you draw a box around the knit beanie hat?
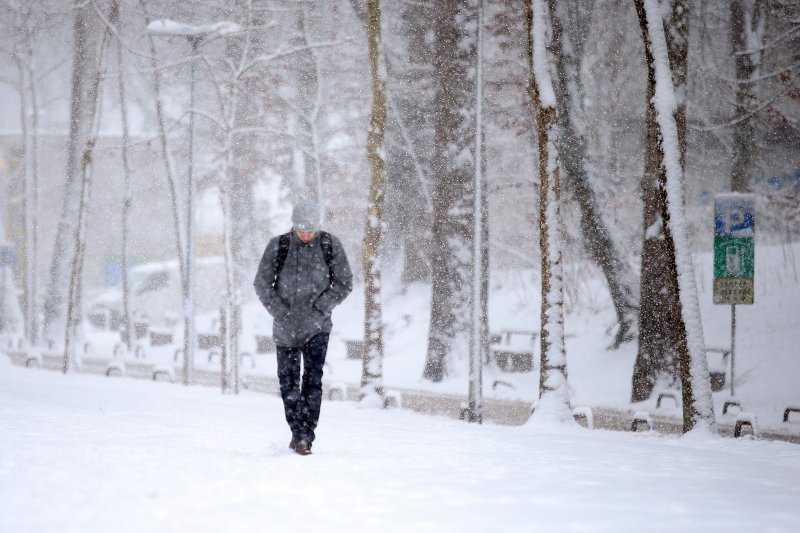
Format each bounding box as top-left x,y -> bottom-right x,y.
291,199 -> 321,232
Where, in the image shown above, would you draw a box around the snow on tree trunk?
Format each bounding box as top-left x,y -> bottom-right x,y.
639,0 -> 716,434
631,0 -> 684,404
227,19 -> 261,387
360,0 -> 387,405
218,6 -> 263,394
423,0 -> 479,383
548,1 -> 640,348
730,0 -> 766,192
526,0 -> 572,425
43,1 -> 108,346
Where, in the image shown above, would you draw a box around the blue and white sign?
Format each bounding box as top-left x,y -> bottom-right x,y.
714,193 -> 755,305
714,194 -> 755,238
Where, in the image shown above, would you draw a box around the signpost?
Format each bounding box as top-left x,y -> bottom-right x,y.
0,245 -> 14,335
713,194 -> 755,397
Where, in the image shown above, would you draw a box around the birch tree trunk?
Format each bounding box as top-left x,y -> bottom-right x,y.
9,4 -> 42,345
218,2 -> 258,394
138,0 -> 186,289
62,5 -> 112,372
547,1 -> 640,347
730,0 -> 766,192
636,0 -> 716,433
423,0 -> 478,382
43,0 -> 108,345
111,1 -> 133,354
360,0 -> 387,403
526,0 -> 572,423
227,1 -> 262,393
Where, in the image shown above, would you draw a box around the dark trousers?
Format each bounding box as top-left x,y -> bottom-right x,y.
276,332 -> 330,444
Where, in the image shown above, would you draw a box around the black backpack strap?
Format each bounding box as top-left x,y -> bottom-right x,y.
320,231 -> 334,283
272,233 -> 291,289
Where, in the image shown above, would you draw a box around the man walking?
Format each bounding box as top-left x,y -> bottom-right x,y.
254,200 -> 352,455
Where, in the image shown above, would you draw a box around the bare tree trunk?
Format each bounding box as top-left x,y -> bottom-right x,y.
219,6 -> 249,395
547,0 -> 640,347
221,139 -> 238,395
637,0 -> 716,433
111,1 -> 133,354
423,0 -> 478,382
227,0 -> 264,393
7,4 -> 42,346
62,3 -> 112,372
730,0 -> 766,192
15,51 -> 33,344
26,42 -> 40,346
44,0 -> 108,346
526,0 -> 571,423
62,140 -> 94,372
351,0 -> 436,287
138,0 -> 186,285
632,0 -> 683,403
360,0 -> 388,403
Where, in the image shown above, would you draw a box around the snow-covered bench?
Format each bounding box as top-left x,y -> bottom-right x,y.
149,329 -> 173,346
703,347 -> 730,392
783,407 -> 800,423
572,407 -> 595,429
734,413 -> 758,438
631,411 -> 653,432
490,330 -> 537,373
197,333 -> 221,350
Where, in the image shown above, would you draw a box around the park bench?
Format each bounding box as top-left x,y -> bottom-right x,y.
197,333 -> 222,350
703,347 -> 730,392
490,330 -> 537,373
149,329 -> 173,346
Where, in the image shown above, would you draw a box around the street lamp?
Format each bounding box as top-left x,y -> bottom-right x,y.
146,19 -> 240,385
467,0 -> 485,424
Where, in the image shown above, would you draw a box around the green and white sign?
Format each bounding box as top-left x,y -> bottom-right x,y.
713,194 -> 755,305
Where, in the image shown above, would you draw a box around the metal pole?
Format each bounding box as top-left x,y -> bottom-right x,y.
182,36 -> 199,385
730,304 -> 736,397
467,0 -> 484,424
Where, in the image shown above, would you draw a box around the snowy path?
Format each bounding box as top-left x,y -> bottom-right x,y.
2,360 -> 799,532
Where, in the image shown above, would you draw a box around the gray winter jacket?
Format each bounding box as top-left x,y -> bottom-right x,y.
253,231 -> 353,348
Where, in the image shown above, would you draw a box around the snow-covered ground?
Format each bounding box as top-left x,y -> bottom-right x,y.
2,355 -> 799,532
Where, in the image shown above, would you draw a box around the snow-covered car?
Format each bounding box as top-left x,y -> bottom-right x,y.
87,256 -> 226,330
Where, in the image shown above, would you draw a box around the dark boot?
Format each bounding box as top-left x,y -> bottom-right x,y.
289,435 -> 298,450
294,439 -> 312,456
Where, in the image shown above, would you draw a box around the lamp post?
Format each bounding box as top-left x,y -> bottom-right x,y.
466,0 -> 485,424
146,20 -> 240,385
